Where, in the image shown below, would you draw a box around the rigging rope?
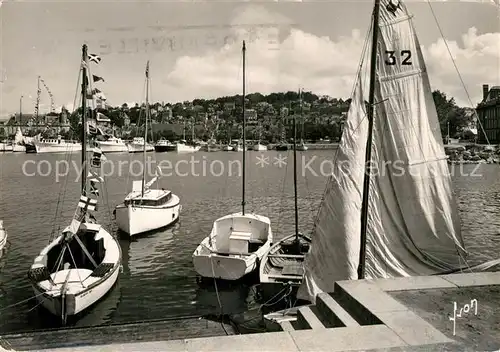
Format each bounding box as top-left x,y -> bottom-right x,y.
425,0 -> 491,146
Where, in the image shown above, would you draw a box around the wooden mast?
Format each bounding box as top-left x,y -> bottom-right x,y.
357,0 -> 381,279
81,45 -> 88,194
241,41 -> 247,215
142,61 -> 150,197
293,89 -> 300,246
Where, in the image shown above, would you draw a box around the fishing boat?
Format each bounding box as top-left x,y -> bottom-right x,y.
222,144 -> 234,151
27,45 -> 121,325
96,135 -> 128,153
259,89 -> 311,300
115,62 -> 182,237
154,138 -> 176,152
176,140 -> 201,153
127,137 -> 154,153
34,136 -> 82,153
0,221 -> 7,252
192,41 -> 273,281
252,125 -> 267,151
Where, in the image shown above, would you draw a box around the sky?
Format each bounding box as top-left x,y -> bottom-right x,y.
0,0 -> 499,119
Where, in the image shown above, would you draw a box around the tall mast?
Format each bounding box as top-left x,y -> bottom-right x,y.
293,89 -> 300,244
357,0 -> 381,280
81,45 -> 88,194
241,40 -> 246,215
36,76 -> 41,123
19,95 -> 23,125
142,61 -> 150,197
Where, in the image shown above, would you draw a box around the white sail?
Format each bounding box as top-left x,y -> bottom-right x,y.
298,0 -> 467,302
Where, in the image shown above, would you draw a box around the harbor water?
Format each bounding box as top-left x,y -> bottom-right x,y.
0,150 -> 499,334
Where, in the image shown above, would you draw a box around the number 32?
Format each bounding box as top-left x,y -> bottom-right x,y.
385,50 -> 412,65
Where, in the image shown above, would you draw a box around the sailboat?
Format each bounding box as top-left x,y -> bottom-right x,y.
275,125 -> 288,151
192,41 -> 273,281
12,124 -> 26,153
288,0 -> 500,307
27,45 -> 121,325
176,121 -> 200,153
259,88 -> 311,300
115,62 -> 182,237
252,123 -> 267,151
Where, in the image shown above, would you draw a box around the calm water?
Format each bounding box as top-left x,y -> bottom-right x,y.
0,150 -> 499,334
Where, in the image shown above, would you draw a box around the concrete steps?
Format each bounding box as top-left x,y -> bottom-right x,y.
278,287 -> 372,332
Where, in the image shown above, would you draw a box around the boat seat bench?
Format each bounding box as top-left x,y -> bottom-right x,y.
229,231 -> 264,244
91,263 -> 115,277
28,266 -> 51,283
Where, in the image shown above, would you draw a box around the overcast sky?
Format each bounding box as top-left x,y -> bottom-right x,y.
0,0 -> 499,119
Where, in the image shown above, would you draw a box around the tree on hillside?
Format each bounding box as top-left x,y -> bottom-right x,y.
432,90 -> 470,138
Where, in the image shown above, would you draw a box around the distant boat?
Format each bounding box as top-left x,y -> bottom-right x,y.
253,143 -> 267,151
96,136 -> 128,153
192,41 -> 273,281
296,140 -> 308,151
0,220 -> 7,252
127,137 -> 154,153
233,144 -> 244,152
154,138 -> 176,152
0,142 -> 13,152
222,145 -> 234,151
115,61 -> 182,237
176,140 -> 201,153
275,144 -> 288,151
34,136 -> 82,153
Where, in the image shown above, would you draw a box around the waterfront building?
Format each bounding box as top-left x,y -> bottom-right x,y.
477,84 -> 500,144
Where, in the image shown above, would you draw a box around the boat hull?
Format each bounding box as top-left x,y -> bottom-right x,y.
253,144 -> 267,151
176,144 -> 200,153
127,143 -> 154,153
12,144 -> 26,152
115,195 -> 181,236
31,265 -> 120,317
192,246 -> 259,281
276,145 -> 288,151
296,144 -> 308,151
0,143 -> 13,152
192,213 -> 273,280
96,142 -> 128,153
154,145 -> 176,152
34,142 -> 82,153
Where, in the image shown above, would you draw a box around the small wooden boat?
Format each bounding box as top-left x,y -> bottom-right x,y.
259,234 -> 310,300
259,88 -> 309,301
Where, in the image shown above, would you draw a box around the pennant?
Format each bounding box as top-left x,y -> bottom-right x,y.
89,54 -> 101,64
145,61 -> 150,78
91,148 -> 104,168
87,121 -> 104,136
88,170 -> 104,183
78,195 -> 97,211
93,75 -> 104,83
